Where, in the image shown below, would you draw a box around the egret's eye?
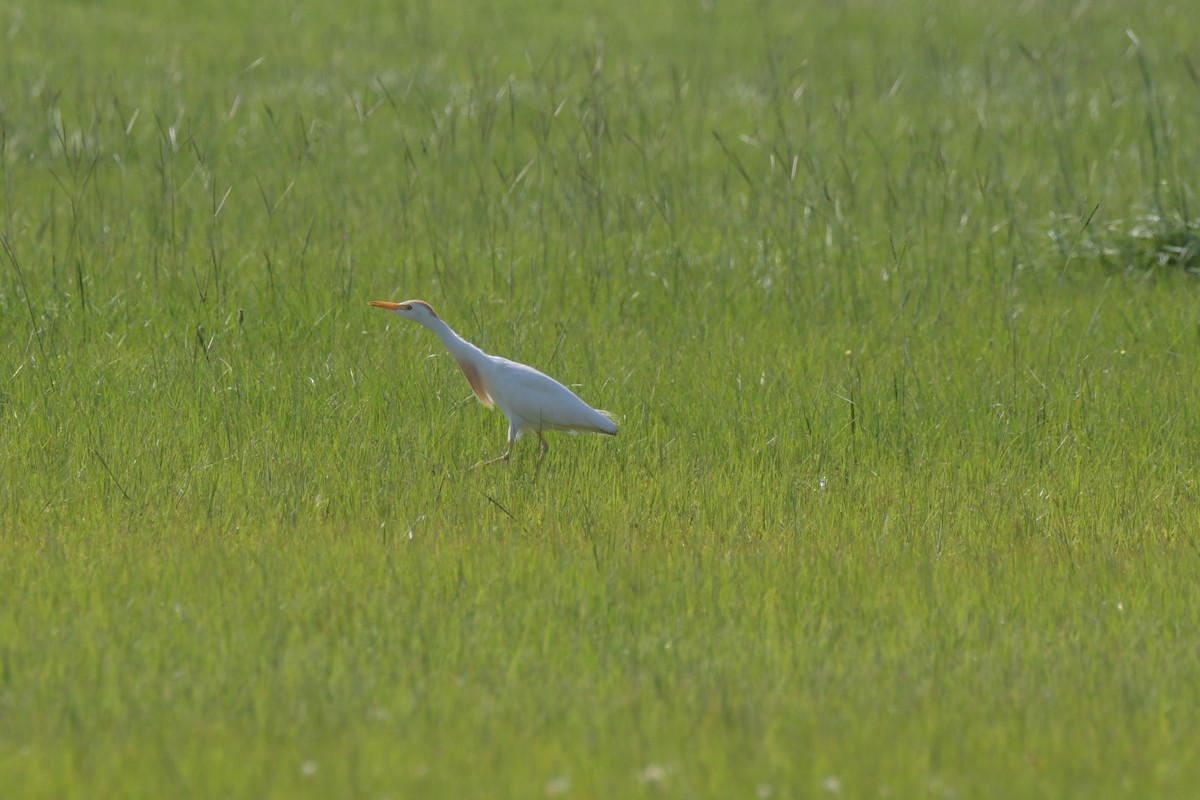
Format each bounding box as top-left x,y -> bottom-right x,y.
402,304 -> 412,311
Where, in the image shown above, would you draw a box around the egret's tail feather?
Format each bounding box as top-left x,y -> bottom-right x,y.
597,409 -> 618,436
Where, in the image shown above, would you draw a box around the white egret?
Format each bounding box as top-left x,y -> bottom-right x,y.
369,300 -> 617,464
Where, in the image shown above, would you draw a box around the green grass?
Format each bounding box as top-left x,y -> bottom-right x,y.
3,0 -> 1200,797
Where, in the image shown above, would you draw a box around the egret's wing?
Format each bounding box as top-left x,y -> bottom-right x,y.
491,359 -> 615,434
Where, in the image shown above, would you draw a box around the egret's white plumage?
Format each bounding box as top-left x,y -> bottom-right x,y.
369,299 -> 616,464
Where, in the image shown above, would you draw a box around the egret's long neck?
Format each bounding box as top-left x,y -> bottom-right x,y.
420,316 -> 494,407
422,317 -> 487,364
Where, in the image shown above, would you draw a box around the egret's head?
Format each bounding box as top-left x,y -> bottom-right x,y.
369,299 -> 440,323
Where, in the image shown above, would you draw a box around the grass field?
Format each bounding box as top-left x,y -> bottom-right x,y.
3,0 -> 1200,796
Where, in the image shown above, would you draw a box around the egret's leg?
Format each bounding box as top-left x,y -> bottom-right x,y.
471,423 -> 518,469
471,441 -> 513,469
537,431 -> 549,461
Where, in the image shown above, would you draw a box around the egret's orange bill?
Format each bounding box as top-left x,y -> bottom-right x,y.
369,301 -> 402,310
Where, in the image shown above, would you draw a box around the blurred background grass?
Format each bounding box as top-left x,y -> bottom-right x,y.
2,1 -> 1199,797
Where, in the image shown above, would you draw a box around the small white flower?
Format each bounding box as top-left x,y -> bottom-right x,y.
544,776 -> 570,797
637,764 -> 667,785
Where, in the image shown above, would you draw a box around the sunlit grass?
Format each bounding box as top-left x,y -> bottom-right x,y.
2,0 -> 1199,797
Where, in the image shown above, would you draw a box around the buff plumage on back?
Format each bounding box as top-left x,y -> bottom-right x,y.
456,358 -> 494,408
